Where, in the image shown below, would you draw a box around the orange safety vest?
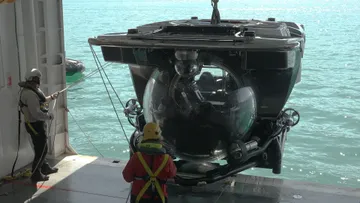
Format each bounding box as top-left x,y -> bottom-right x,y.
135,151 -> 169,203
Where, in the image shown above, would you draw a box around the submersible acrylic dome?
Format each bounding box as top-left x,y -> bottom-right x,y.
142,66 -> 257,162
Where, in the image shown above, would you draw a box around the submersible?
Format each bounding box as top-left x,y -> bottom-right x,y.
88,0 -> 306,186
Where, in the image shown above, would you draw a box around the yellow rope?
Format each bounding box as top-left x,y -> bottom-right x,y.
1,168 -> 32,182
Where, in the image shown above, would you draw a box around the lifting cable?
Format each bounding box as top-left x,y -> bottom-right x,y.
90,48 -> 125,109
89,44 -> 130,144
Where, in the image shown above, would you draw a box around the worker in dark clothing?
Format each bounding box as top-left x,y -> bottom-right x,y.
122,122 -> 177,203
18,68 -> 59,182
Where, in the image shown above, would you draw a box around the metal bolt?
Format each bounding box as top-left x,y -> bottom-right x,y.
262,153 -> 268,161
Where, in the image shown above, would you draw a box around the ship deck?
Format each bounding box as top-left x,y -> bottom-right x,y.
0,154 -> 359,203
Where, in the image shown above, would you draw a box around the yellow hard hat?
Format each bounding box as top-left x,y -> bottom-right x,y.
143,122 -> 161,141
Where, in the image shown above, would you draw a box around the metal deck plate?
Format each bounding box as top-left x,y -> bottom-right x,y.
0,155 -> 359,203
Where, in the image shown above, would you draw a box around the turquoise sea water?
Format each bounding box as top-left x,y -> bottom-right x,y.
63,0 -> 360,188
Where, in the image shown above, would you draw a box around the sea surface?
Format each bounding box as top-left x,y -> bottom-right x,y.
62,0 -> 360,188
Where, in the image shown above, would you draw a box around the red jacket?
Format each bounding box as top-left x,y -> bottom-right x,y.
122,152 -> 177,198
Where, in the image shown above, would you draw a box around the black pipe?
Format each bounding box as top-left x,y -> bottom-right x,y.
174,161 -> 257,186
246,139 -> 272,159
11,109 -> 21,177
245,124 -> 286,160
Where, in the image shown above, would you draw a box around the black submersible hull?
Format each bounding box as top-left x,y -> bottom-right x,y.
88,17 -> 306,186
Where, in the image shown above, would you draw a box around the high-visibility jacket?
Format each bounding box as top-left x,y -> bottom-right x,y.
122,151 -> 177,202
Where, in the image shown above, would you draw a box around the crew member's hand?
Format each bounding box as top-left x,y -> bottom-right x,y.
51,92 -> 59,100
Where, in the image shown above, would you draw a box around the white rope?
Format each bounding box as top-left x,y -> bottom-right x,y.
68,110 -> 105,158
214,182 -> 229,203
28,62 -> 112,177
58,62 -> 112,94
125,183 -> 132,203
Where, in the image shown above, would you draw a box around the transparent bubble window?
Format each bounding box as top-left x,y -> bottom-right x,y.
142,64 -> 257,161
